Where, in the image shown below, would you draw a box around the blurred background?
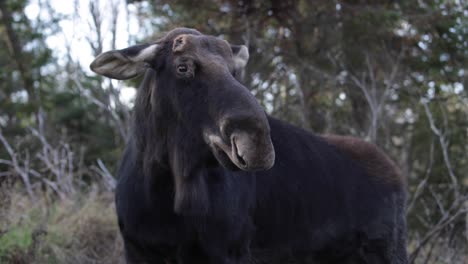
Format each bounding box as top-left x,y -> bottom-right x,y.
0,0 -> 466,263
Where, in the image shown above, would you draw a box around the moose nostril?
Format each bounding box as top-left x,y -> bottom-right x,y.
232,135 -> 248,168
236,152 -> 247,167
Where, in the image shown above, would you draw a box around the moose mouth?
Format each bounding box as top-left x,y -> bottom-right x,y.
206,133 -> 275,171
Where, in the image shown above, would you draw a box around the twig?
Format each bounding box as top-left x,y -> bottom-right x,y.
422,101 -> 459,199
91,159 -> 116,191
0,129 -> 35,200
410,205 -> 468,263
406,138 -> 435,215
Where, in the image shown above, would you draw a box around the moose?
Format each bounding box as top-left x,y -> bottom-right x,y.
90,28 -> 408,264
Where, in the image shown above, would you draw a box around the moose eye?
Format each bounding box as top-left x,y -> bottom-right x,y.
177,64 -> 188,73
174,58 -> 195,78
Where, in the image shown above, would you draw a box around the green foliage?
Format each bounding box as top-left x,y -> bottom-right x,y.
0,226 -> 33,258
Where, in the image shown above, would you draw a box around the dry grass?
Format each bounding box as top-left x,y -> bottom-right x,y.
0,183 -> 124,264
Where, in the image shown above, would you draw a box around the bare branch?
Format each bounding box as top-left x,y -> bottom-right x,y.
71,74 -> 128,140
0,129 -> 35,200
422,101 -> 459,199
407,138 -> 435,215
91,159 -> 116,191
88,0 -> 103,56
410,202 -> 468,263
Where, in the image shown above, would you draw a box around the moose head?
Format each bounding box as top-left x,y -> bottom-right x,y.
90,28 -> 275,213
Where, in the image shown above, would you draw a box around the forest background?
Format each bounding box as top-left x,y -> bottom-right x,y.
0,0 -> 466,263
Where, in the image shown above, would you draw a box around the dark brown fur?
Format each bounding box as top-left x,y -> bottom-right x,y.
322,135 -> 405,186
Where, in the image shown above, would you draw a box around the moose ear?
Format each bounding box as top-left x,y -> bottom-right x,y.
90,44 -> 159,80
231,45 -> 249,70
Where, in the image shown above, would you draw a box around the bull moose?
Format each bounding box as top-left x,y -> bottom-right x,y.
90,28 -> 408,264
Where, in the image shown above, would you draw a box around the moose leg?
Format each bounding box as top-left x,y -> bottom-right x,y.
177,243 -> 248,264
124,239 -> 170,264
177,243 -> 213,264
